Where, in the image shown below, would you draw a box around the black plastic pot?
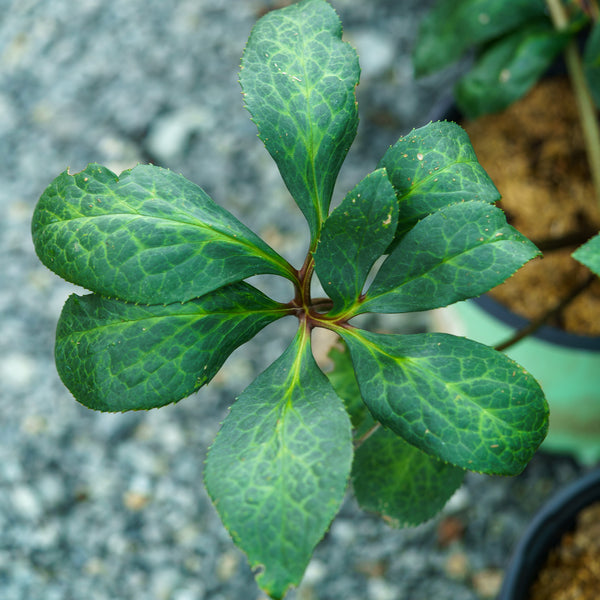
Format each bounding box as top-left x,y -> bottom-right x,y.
497,468 -> 600,600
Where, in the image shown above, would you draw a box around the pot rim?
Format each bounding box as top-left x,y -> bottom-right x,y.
472,294 -> 600,352
497,467 -> 600,600
430,83 -> 600,354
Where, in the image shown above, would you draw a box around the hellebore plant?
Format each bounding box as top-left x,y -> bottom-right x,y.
32,1 -> 549,598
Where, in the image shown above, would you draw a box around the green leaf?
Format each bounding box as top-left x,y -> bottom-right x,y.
240,0 -> 360,242
326,340 -> 371,431
584,22 -> 600,109
204,325 -> 353,600
573,232 -> 600,277
455,23 -> 570,119
353,428 -> 465,527
313,169 -> 397,313
413,0 -> 548,77
55,282 -> 286,412
32,163 -> 292,304
327,339 -> 465,526
359,201 -> 539,314
338,329 -> 548,476
377,121 -> 501,243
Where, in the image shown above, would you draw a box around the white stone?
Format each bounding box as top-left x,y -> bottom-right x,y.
11,485 -> 42,520
347,30 -> 395,78
368,578 -> 399,600
146,106 -> 211,163
1,353 -> 36,389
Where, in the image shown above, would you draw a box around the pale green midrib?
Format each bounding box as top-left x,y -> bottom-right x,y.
296,20 -> 323,234
39,212 -> 294,278
362,232 -> 523,308
241,334 -> 347,579
56,175 -> 294,274
60,307 -> 288,337
76,168 -> 223,230
396,156 -> 490,204
256,334 -> 312,577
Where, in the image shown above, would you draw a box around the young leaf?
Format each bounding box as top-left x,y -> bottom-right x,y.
378,122 -> 501,243
55,282 -> 286,412
359,201 -> 539,314
455,23 -> 570,119
338,329 -> 548,476
240,0 -> 359,242
413,0 -> 548,77
353,428 -> 465,527
32,163 -> 293,304
573,232 -> 600,277
313,169 -> 397,313
327,340 -> 465,526
204,325 -> 352,600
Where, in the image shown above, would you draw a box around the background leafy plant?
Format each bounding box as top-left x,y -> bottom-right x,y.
414,0 -> 600,332
413,0 -> 599,120
31,0 -> 549,598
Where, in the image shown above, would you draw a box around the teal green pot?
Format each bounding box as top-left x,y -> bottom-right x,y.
433,296 -> 600,464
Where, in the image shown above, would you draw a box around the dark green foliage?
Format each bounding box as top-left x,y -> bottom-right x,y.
413,0 -> 590,118
32,1 -> 549,597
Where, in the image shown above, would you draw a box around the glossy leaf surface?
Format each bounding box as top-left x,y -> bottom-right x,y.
326,341 -> 465,526
32,163 -> 292,304
359,201 -> 539,314
377,121 -> 501,243
339,329 -> 548,475
313,169 -> 397,312
413,0 -> 547,76
55,282 -> 286,411
205,327 -> 352,600
240,0 -> 359,241
353,428 -> 465,527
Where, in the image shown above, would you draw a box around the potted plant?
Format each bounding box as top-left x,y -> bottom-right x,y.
498,466 -> 600,600
31,1 -> 549,598
414,0 -> 600,464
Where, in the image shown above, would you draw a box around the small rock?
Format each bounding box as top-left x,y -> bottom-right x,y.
145,106 -> 211,163
329,518 -> 357,545
444,551 -> 470,580
123,490 -> 151,511
216,550 -> 240,582
367,577 -> 398,600
444,485 -> 471,513
11,485 -> 42,520
472,568 -> 504,599
437,515 -> 466,547
355,559 -> 388,578
20,414 -> 48,435
172,587 -> 205,600
302,558 -> 328,586
1,352 -> 36,388
346,30 -> 395,78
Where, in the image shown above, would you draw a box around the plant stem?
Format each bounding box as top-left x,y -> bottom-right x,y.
495,273 -> 596,351
546,0 -> 600,209
353,422 -> 381,449
575,0 -> 599,20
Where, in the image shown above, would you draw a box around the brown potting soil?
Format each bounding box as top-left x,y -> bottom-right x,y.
461,76 -> 600,336
528,501 -> 600,600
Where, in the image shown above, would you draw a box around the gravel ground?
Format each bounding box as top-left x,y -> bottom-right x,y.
0,1 -> 592,599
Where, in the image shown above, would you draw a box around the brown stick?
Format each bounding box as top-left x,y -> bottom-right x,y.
495,274 -> 596,351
